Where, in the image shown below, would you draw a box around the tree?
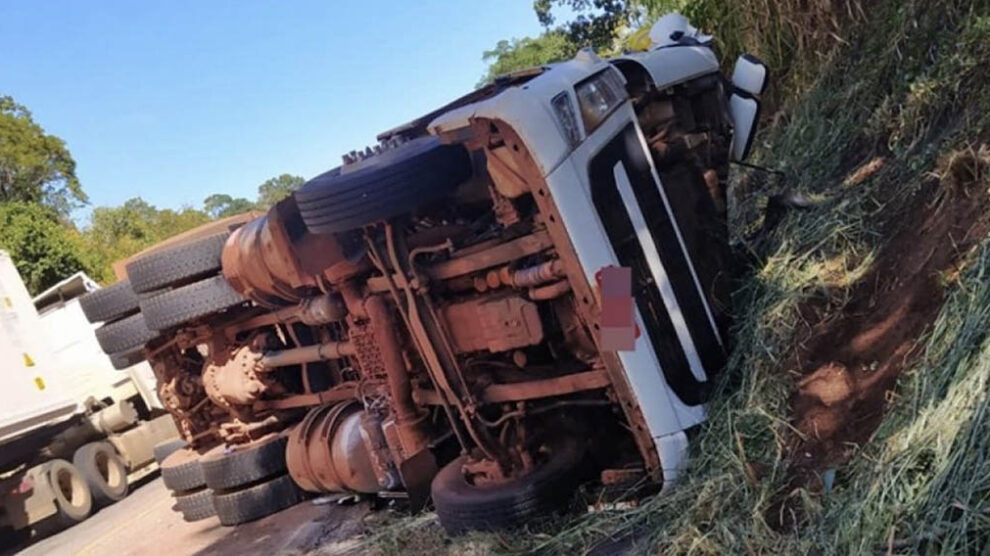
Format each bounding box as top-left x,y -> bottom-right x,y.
203,193 -> 257,219
0,95 -> 87,217
479,32 -> 579,86
257,174 -> 305,208
0,202 -> 92,294
533,0 -> 631,52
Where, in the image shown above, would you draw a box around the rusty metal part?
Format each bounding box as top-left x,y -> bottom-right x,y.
286,402 -> 381,494
411,370 -> 611,406
503,259 -> 564,288
364,295 -> 418,424
222,201 -> 349,306
259,341 -> 355,369
474,118 -> 661,479
148,346 -> 217,445
529,279 -> 572,301
441,294 -> 544,354
224,294 -> 347,340
203,342 -> 268,407
365,231 -> 555,294
358,412 -> 402,490
252,383 -> 362,411
601,467 -> 647,485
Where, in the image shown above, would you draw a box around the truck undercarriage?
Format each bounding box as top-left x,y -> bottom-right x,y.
80,18 -> 768,532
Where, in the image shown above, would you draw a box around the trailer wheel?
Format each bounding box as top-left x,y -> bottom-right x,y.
140,275 -> 246,331
173,487 -> 216,522
295,136 -> 472,234
161,447 -> 207,492
95,313 -> 157,354
201,434 -> 288,491
431,437 -> 585,535
44,460 -> 93,526
79,280 -> 139,323
126,232 -> 231,294
212,474 -> 303,526
72,443 -> 129,507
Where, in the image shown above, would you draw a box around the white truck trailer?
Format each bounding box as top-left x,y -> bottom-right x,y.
0,250 -> 180,540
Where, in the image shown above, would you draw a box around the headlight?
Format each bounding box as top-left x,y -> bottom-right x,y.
551,91 -> 581,147
575,69 -> 627,134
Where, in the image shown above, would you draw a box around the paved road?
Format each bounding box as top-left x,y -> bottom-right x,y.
8,476 -> 371,556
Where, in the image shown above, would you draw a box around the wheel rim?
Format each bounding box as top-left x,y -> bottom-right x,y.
55,467 -> 86,509
96,451 -> 125,489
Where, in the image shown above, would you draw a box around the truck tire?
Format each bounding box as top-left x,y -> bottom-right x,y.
79,280 -> 139,323
154,439 -> 188,465
126,232 -> 231,294
173,487 -> 216,521
140,275 -> 246,331
95,313 -> 158,354
431,437 -> 584,535
295,136 -> 472,234
201,435 -> 288,491
212,474 -> 303,526
72,443 -> 129,507
43,460 -> 93,526
161,448 -> 206,493
108,347 -> 145,370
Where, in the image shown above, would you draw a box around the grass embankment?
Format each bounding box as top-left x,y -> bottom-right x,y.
354,1 -> 990,553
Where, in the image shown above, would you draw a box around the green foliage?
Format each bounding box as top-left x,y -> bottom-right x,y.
257,174 -> 304,208
0,95 -> 86,217
0,202 -> 92,294
533,0 -> 629,52
478,32 -> 579,86
203,193 -> 257,219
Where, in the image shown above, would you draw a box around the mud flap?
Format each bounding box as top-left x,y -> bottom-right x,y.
399,449 -> 438,512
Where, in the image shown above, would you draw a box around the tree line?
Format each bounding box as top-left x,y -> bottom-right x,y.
0,94 -> 305,293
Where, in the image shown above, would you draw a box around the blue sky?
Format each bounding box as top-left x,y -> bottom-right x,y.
0,1 -> 549,224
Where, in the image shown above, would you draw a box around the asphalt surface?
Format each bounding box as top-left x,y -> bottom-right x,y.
6,476 -> 372,556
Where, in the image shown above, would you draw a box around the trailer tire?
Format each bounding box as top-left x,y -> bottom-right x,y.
126,232 -> 231,294
108,347 -> 146,370
95,313 -> 158,354
212,474 -> 303,526
140,275 -> 246,331
431,437 -> 584,534
154,439 -> 188,465
79,280 -> 140,323
173,487 -> 216,521
161,448 -> 206,493
73,443 -> 129,507
201,434 -> 288,491
43,460 -> 93,525
295,136 -> 472,234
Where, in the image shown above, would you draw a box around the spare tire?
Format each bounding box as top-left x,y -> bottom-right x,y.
126,232 -> 231,294
79,280 -> 139,323
140,275 -> 246,331
295,136 -> 472,234
95,313 -> 157,355
431,437 -> 585,535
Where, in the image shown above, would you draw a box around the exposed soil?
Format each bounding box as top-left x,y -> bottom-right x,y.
782,151 -> 990,501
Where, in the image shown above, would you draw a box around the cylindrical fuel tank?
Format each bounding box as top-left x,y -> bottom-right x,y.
286,402 -> 380,494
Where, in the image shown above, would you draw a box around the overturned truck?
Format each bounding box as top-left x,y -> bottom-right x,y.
82,16 -> 768,532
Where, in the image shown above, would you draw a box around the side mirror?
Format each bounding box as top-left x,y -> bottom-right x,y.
729,94 -> 760,161
731,54 -> 768,97
729,54 -> 768,161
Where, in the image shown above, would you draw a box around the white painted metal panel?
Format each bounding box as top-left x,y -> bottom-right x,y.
0,251 -> 77,442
